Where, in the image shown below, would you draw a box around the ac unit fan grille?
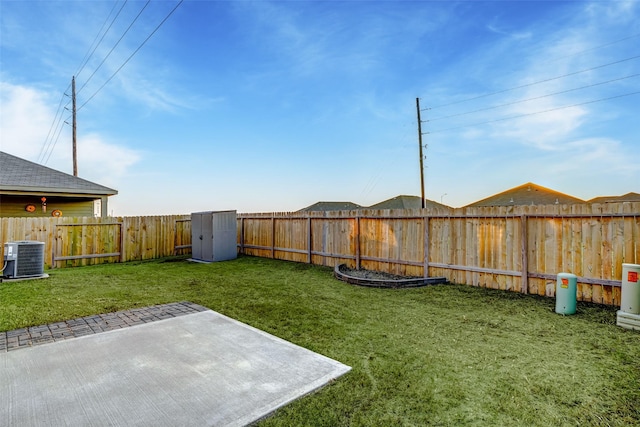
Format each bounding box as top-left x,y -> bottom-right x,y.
17,244 -> 45,276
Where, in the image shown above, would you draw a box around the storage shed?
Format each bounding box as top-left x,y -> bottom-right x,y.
190,210 -> 237,262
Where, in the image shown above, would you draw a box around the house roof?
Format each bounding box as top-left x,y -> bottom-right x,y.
588,192 -> 640,203
465,182 -> 585,207
0,151 -> 117,196
298,201 -> 363,212
299,195 -> 451,212
367,195 -> 449,210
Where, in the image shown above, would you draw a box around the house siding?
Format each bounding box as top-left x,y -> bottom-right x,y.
0,195 -> 94,218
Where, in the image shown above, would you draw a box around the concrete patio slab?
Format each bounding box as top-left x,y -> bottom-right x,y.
0,309 -> 351,426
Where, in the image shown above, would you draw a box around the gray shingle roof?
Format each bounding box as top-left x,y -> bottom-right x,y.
299,195 -> 450,212
0,151 -> 117,195
588,192 -> 640,203
298,201 -> 362,212
368,195 -> 449,210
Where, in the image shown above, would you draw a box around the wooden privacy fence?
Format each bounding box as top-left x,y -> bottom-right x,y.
0,215 -> 191,268
52,222 -> 124,265
1,202 -> 638,306
238,202 -> 639,306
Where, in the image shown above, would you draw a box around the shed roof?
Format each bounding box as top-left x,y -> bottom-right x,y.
0,151 -> 117,196
465,182 -> 584,207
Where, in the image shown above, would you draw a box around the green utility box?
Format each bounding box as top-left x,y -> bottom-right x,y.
555,273 -> 578,315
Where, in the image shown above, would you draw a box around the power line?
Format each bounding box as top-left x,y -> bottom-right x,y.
427,90 -> 640,134
37,91 -> 68,164
423,31 -> 640,111
78,0 -> 184,112
428,73 -> 640,122
39,0 -> 182,166
74,0 -> 128,80
44,114 -> 72,165
360,126 -> 412,199
425,54 -> 640,111
555,32 -> 640,62
77,0 -> 151,95
38,2 -> 126,165
40,97 -> 74,167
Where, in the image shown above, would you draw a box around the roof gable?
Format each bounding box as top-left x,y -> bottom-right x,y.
0,151 -> 117,196
466,182 -> 584,207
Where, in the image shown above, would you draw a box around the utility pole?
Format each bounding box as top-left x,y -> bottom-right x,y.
72,76 -> 78,176
416,98 -> 425,209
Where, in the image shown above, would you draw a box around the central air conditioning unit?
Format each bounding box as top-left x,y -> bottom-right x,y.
3,241 -> 45,279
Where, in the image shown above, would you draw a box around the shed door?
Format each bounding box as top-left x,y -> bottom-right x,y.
212,211 -> 237,261
191,213 -> 203,260
191,212 -> 213,262
200,213 -> 214,262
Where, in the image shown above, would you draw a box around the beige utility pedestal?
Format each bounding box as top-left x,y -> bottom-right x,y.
617,263 -> 640,331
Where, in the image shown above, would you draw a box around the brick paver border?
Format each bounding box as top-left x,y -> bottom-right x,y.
0,302 -> 209,352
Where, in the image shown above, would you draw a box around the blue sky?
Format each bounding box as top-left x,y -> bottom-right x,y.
1,0 -> 638,215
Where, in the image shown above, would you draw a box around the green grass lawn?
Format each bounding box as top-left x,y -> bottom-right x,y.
1,255 -> 639,426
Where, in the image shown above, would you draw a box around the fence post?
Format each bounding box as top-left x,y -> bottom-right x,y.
521,215 -> 528,294
271,216 -> 275,259
119,223 -> 125,263
307,216 -> 312,264
355,215 -> 361,270
240,217 -> 245,255
424,215 -> 430,278
52,225 -> 57,269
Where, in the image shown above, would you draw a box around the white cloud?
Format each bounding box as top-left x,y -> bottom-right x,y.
76,134 -> 140,186
234,1 -> 328,76
486,23 -> 531,40
0,81 -> 54,159
115,73 -> 194,113
0,80 -> 140,186
492,104 -> 588,151
468,1 -> 639,154
561,137 -> 639,175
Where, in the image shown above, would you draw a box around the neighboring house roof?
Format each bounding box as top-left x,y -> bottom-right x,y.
588,192 -> 640,203
465,182 -> 584,207
367,195 -> 449,210
298,201 -> 363,212
0,151 -> 117,196
299,195 -> 451,212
